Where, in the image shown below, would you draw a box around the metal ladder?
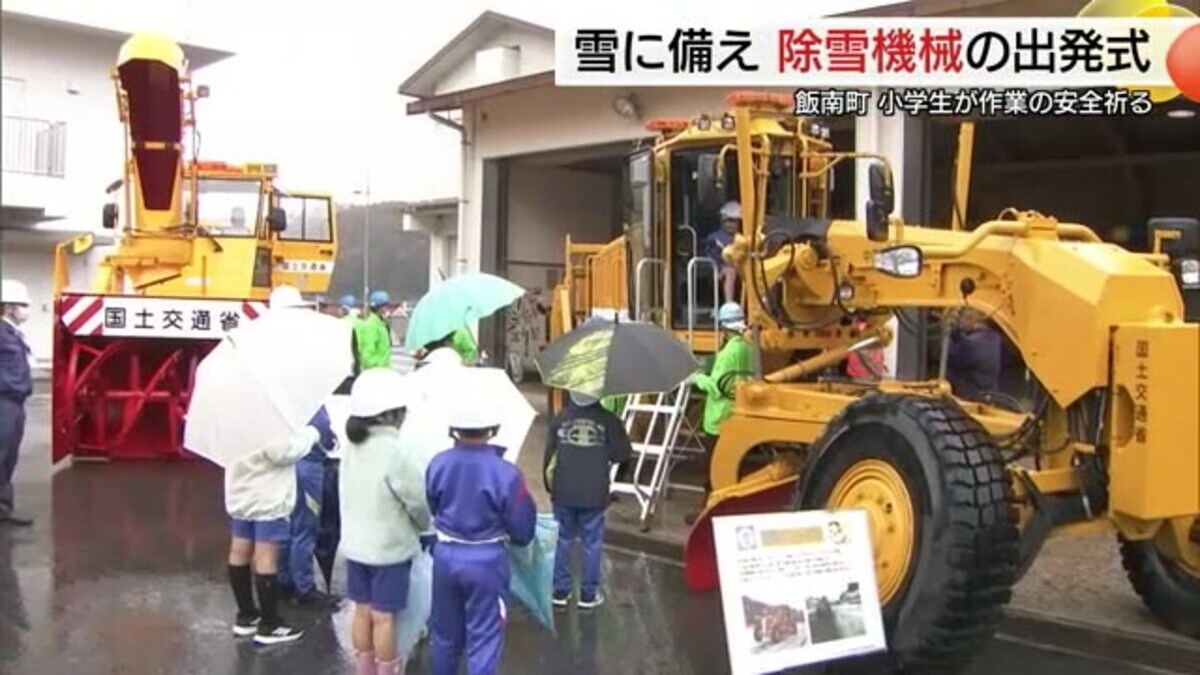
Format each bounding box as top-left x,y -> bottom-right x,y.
609,380 -> 705,531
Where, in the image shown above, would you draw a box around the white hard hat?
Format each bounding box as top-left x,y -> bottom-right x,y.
447,373 -> 502,432
349,368 -> 412,418
717,301 -> 746,330
269,284 -> 313,309
0,279 -> 31,306
720,201 -> 742,220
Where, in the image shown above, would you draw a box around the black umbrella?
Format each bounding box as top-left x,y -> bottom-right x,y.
535,319 -> 699,399
314,458 -> 341,592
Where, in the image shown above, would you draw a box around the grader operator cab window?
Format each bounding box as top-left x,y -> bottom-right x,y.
671,148 -> 794,329
183,178 -> 261,237
277,195 -> 332,243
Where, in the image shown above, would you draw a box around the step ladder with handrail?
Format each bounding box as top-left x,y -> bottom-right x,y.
609,380 -> 706,531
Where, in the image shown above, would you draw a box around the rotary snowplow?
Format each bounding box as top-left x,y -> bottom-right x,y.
51,33 -> 338,463
549,91 -> 1200,671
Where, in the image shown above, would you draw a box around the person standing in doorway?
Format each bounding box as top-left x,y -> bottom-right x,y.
544,390 -> 632,609
0,279 -> 35,527
354,290 -> 393,372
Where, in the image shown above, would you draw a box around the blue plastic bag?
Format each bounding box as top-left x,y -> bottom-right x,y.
508,513 -> 558,634
394,550 -> 434,658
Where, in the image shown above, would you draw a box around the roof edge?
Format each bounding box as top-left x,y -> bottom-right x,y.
397,10 -> 552,98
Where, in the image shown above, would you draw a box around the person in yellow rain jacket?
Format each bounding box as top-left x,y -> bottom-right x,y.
354,290 -> 393,372
685,301 -> 753,525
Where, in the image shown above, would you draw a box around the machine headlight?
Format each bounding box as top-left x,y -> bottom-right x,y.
696,114 -> 712,131
873,245 -> 923,279
721,113 -> 736,131
1181,258 -> 1200,288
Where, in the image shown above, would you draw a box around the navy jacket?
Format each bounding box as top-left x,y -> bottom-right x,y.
544,402 -> 633,510
947,325 -> 1002,401
0,320 -> 32,404
303,405 -> 336,462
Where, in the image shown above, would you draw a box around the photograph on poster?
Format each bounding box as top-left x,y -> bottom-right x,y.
712,510 -> 887,675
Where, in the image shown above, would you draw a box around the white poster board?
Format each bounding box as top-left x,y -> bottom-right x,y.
713,510 -> 887,675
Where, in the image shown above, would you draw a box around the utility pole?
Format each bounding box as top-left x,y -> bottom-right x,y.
354,180 -> 372,305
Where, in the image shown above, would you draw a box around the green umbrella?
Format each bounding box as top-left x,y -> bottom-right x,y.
403,272 -> 526,352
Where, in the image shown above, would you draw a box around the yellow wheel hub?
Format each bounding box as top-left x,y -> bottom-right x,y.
827,459 -> 916,604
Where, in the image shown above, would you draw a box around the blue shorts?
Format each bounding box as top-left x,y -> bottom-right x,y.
230,517 -> 290,542
346,559 -> 412,613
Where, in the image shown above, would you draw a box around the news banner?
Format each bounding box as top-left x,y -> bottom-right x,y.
554,17 -> 1200,114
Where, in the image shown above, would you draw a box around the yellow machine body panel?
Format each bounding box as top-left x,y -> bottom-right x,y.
72,33 -> 337,303
1108,323 -> 1200,521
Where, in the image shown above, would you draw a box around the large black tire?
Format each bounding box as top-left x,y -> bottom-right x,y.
797,393 -> 1020,674
1118,533 -> 1200,638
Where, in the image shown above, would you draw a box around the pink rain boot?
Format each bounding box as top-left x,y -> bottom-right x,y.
354,651 -> 375,675
375,658 -> 402,675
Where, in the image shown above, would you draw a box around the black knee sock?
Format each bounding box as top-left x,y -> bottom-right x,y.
228,565 -> 257,617
255,573 -> 282,626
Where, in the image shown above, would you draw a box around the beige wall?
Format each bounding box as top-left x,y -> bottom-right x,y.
505,162 -> 615,291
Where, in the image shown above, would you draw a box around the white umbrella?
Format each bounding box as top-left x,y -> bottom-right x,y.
184,308 -> 353,468
402,367 -> 536,465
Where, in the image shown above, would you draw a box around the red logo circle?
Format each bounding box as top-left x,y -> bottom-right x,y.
1167,23 -> 1200,102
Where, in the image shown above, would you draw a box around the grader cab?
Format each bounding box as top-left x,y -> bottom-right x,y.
51,33 -> 337,463
551,91 -> 1199,672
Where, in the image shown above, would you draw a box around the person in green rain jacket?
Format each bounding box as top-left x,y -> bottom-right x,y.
450,326 -> 478,365
685,301 -> 753,525
354,290 -> 393,372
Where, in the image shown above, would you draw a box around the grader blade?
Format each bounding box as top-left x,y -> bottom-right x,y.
683,466 -> 798,592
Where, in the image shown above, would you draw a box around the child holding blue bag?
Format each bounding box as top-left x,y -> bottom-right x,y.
425,377 -> 537,675
339,368 -> 430,675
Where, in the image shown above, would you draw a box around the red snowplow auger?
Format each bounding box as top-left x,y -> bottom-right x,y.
683,460 -> 800,592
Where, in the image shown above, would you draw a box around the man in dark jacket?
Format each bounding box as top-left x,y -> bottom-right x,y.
544,390 -> 632,610
0,279 -> 35,527
946,307 -> 1002,402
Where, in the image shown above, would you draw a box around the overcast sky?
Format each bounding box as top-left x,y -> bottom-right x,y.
13,0 -> 891,204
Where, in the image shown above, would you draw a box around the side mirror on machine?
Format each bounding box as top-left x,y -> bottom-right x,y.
873,244 -> 923,279
102,203 -> 118,229
865,162 -> 895,243
266,207 -> 288,233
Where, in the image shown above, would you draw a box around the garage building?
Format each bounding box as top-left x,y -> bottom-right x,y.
397,2 -> 1200,374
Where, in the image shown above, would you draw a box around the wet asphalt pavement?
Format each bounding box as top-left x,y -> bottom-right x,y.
1,396 -> 1191,674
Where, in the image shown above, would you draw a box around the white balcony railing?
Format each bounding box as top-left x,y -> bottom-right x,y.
2,116 -> 67,177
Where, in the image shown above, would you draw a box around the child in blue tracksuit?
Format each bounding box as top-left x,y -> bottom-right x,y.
425,392 -> 537,675
278,405 -> 339,607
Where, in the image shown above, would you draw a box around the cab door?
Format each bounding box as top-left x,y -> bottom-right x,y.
270,192 -> 337,296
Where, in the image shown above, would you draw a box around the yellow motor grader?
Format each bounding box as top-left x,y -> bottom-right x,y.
549,92 -> 1199,672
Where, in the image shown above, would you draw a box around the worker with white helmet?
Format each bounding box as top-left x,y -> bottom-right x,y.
223,284 -> 327,645
338,368 -> 429,675
685,301 -> 754,525
424,373 -> 536,675
706,200 -> 743,304
0,279 -> 34,527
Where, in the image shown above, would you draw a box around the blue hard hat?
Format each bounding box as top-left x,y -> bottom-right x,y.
368,289 -> 390,307
340,294 -> 357,309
